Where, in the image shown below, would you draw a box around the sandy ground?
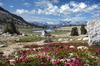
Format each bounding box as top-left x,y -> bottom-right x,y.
0,40 -> 45,57
0,33 -> 88,57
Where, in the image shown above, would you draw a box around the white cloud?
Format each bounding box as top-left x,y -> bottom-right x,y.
61,3 -> 100,22
71,2 -> 87,12
33,3 -> 59,15
30,10 -> 37,14
63,15 -> 88,22
84,4 -> 99,12
57,2 -> 87,14
35,0 -> 49,7
10,5 -> 14,8
37,9 -> 43,14
35,0 -> 59,6
15,9 -> 37,15
23,2 -> 31,7
69,1 -> 78,8
20,2 -> 99,16
34,1 -> 89,15
0,2 -> 3,6
45,3 -> 59,15
60,4 -> 70,14
79,2 -> 87,9
15,2 -> 99,16
14,1 -> 100,22
16,9 -> 29,14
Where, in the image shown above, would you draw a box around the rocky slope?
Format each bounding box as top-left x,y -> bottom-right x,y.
0,7 -> 32,26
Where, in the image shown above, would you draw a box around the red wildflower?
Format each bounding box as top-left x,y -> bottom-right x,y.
96,48 -> 100,52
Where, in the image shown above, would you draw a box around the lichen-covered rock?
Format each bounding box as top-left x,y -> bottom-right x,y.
87,18 -> 100,46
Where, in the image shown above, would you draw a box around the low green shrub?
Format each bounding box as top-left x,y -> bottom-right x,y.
16,35 -> 44,42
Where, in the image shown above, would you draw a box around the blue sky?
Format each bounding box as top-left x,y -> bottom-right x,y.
0,0 -> 100,23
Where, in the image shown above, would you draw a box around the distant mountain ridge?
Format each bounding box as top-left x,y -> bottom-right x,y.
31,20 -> 87,28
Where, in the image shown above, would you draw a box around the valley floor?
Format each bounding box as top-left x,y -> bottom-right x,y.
0,26 -> 100,66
